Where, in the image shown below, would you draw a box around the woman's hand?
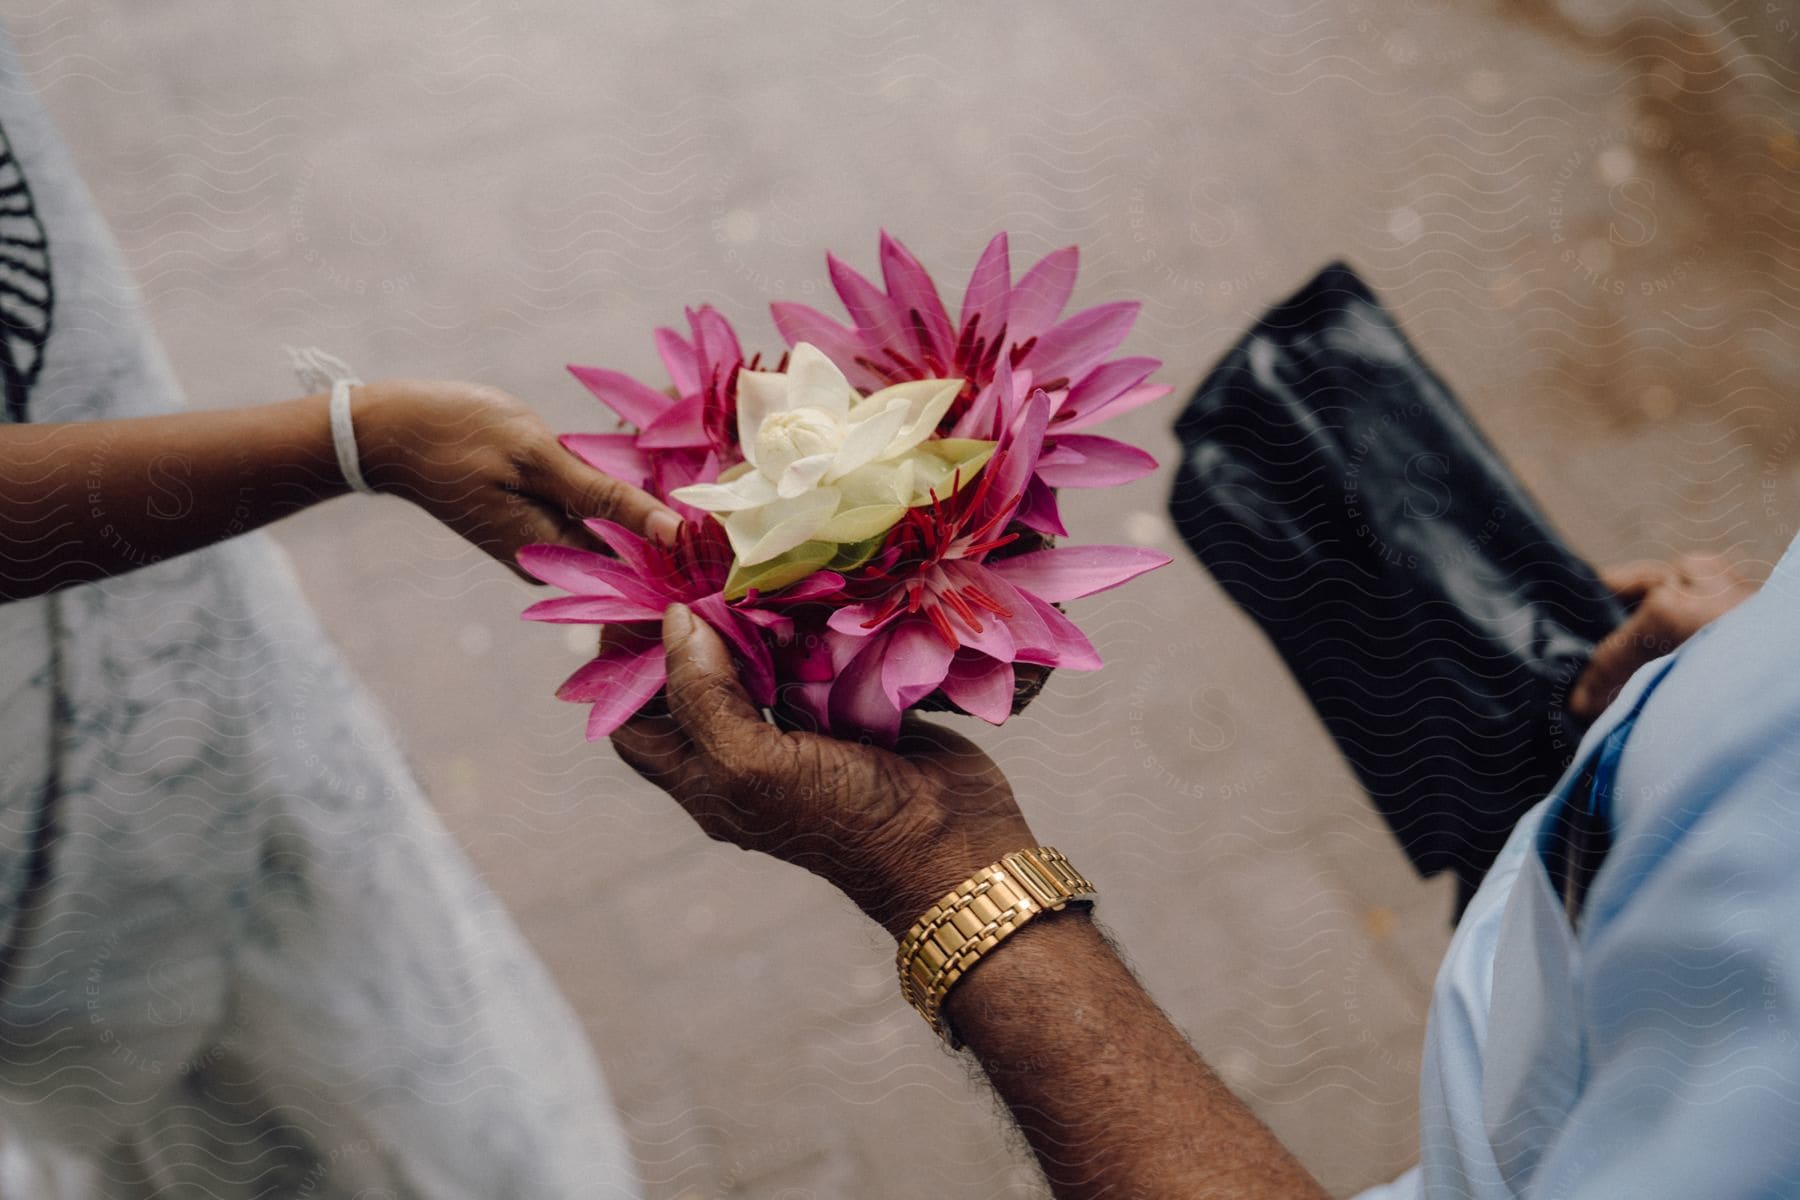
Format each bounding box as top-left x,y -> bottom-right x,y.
355,378 -> 679,578
1569,553 -> 1759,722
610,604 -> 1033,936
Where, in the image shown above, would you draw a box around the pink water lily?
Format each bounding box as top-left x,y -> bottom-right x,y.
770,231 -> 1168,534
520,516 -> 842,739
526,232 -> 1170,744
793,389 -> 1169,740
559,305 -> 753,524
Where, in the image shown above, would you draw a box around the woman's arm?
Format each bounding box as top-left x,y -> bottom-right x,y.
0,378 -> 677,601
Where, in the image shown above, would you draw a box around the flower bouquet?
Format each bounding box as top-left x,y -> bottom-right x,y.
521,232 -> 1171,743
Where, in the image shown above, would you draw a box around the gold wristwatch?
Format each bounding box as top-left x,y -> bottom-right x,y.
895,847 -> 1095,1046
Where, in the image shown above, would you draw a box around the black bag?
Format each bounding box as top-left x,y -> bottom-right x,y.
1168,264 -> 1624,909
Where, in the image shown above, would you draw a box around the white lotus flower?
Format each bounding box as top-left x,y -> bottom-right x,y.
671,343 -> 993,580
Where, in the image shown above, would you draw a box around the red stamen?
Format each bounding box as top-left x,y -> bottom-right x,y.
925,604 -> 959,647
855,355 -> 908,386
953,315 -> 979,373
860,592 -> 907,629
962,584 -> 1013,619
964,532 -> 1019,556
940,587 -> 983,632
908,308 -> 943,374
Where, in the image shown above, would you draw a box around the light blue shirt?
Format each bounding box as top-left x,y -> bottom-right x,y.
1359,533 -> 1800,1199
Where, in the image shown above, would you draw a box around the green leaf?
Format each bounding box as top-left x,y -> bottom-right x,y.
827,532 -> 890,574
723,539 -> 838,600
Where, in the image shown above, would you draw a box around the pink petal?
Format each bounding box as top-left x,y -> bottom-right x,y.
1052,356 -> 1159,428
567,365 -> 672,429
1034,434 -> 1158,488
769,301 -> 873,384
940,652 -> 1015,725
654,451 -> 724,525
959,232 -> 1012,333
1056,381 -> 1172,433
579,519 -> 661,582
691,595 -> 776,707
941,562 -> 1019,660
1014,476 -> 1069,537
828,631 -> 904,744
975,573 -> 1099,669
758,571 -> 846,604
552,638 -> 668,740
979,390 -> 1051,531
879,617 -> 956,710
686,306 -> 743,377
827,601 -> 891,637
1007,245 -> 1078,342
559,433 -> 649,488
654,326 -> 699,397
828,252 -> 908,353
953,607 -> 1017,660
949,367 -> 1008,440
879,231 -> 955,368
778,635 -> 836,684
516,543 -> 655,602
986,545 -> 1170,602
1023,593 -> 1103,670
522,594 -> 662,623
637,394 -> 708,449
1025,302 -> 1140,385
735,607 -> 795,640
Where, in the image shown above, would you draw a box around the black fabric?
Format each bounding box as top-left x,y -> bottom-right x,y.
1168,263 -> 1624,905
0,117 -> 51,424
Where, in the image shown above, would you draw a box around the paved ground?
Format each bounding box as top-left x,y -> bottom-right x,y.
13,1 -> 1800,1195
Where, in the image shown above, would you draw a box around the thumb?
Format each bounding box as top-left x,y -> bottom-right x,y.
532,440 -> 681,546
661,603 -> 780,764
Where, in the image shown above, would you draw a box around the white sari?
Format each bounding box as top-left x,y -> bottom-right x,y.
0,30 -> 637,1199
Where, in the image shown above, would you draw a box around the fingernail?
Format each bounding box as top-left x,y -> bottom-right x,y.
665,603 -> 694,640
648,510 -> 681,547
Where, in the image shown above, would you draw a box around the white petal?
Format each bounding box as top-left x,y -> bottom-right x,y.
837,459 -> 915,510
734,368 -> 791,466
785,343 -> 852,422
776,453 -> 835,498
669,472 -> 778,513
908,453 -> 956,503
863,378 -> 961,460
819,503 -> 907,543
723,487 -> 841,565
827,398 -> 910,480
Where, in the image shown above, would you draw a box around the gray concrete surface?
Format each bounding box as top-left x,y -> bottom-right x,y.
12,1 -> 1799,1195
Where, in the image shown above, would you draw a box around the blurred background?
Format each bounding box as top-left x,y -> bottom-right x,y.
10,1 -> 1798,1195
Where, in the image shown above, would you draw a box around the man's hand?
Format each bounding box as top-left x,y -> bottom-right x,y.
355,379 -> 680,580
1569,554 -> 1758,722
610,603 -> 1033,935
610,605 -> 1328,1200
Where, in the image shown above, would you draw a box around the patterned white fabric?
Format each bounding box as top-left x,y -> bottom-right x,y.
0,31 -> 638,1199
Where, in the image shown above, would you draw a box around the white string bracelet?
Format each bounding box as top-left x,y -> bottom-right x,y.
287,345 -> 375,495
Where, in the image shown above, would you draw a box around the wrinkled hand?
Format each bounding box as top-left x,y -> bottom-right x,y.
611,604 -> 1033,936
1569,553 -> 1758,722
354,378 -> 679,578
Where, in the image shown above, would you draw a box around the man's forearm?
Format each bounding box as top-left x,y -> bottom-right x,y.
943,909 -> 1328,1200
0,394 -> 346,599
